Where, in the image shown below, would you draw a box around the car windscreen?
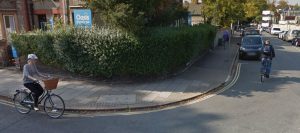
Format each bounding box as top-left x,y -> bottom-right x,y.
242,37 -> 262,45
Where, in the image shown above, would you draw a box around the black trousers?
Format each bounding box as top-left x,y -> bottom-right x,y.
24,83 -> 44,107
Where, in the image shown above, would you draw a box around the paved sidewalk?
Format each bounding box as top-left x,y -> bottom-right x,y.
0,35 -> 240,111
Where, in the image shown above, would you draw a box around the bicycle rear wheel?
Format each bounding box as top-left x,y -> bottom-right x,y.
13,92 -> 31,114
44,94 -> 65,118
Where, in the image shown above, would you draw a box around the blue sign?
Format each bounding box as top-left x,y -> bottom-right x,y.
49,17 -> 54,30
74,9 -> 92,28
11,45 -> 18,58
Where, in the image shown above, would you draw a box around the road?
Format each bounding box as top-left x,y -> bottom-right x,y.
1,33 -> 300,133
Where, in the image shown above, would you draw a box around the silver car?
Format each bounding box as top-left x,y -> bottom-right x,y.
278,31 -> 287,39
284,29 -> 300,41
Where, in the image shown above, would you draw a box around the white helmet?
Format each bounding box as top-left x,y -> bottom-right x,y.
28,54 -> 38,60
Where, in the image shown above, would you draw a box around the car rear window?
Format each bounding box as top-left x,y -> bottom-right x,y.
245,30 -> 259,35
292,30 -> 299,34
242,37 -> 262,45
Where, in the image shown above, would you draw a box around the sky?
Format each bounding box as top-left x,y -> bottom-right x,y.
287,0 -> 299,5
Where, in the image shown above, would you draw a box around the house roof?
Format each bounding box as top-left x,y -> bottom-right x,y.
285,16 -> 296,20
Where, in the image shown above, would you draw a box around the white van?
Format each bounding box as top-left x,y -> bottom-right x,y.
270,27 -> 281,35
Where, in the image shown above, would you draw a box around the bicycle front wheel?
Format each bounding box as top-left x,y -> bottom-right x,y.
13,92 -> 31,114
44,94 -> 65,119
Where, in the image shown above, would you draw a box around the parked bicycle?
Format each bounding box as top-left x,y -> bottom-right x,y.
13,78 -> 65,118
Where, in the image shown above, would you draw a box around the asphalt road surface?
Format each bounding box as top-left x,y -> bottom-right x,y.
1,32 -> 300,133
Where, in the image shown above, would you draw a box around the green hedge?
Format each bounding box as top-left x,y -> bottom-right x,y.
11,24 -> 216,77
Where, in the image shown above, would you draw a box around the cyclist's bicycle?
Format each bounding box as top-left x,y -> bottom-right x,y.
260,57 -> 271,83
13,78 -> 65,118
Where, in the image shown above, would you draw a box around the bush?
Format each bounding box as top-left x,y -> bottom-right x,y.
11,24 -> 216,78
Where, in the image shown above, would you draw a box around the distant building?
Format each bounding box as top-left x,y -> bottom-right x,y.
278,8 -> 300,24
0,0 -> 88,66
183,0 -> 202,4
183,0 -> 204,26
261,10 -> 275,29
32,0 -> 86,30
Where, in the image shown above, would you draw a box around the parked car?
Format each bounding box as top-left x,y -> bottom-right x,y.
283,29 -> 300,41
237,35 -> 263,60
278,31 -> 288,39
270,27 -> 281,35
291,34 -> 300,46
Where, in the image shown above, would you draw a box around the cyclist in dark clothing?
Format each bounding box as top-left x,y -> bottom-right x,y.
261,40 -> 275,78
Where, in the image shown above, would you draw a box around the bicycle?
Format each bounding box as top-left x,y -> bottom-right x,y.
260,57 -> 271,83
13,78 -> 65,118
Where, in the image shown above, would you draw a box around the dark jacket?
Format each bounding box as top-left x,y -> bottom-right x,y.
261,45 -> 275,59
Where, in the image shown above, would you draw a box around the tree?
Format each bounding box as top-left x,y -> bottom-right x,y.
84,0 -> 187,32
277,0 -> 289,9
267,0 -> 277,13
88,0 -> 142,32
202,0 -> 245,26
294,3 -> 300,10
244,0 -> 268,22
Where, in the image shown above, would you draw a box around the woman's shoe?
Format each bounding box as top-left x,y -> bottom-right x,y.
33,106 -> 39,111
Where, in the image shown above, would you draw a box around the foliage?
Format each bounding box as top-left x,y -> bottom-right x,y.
295,4 -> 300,10
201,0 -> 245,26
11,25 -> 216,78
277,0 -> 289,9
201,0 -> 268,26
244,0 -> 268,22
267,0 -> 277,13
85,0 -> 187,33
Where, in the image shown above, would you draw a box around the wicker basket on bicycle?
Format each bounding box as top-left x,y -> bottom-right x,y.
43,78 -> 59,90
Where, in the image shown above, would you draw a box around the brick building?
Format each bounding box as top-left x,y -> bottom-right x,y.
0,0 -> 86,66
32,0 -> 85,29
0,0 -> 32,66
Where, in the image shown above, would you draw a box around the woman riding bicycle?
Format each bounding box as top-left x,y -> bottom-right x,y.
23,54 -> 49,111
261,40 -> 275,78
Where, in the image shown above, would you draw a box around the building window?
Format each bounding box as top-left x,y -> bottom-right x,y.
3,15 -> 16,36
